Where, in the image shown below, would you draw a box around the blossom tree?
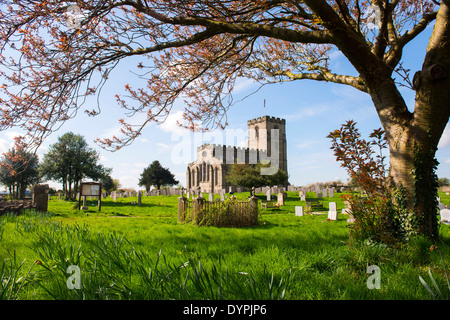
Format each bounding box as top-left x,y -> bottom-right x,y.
0,1 -> 448,239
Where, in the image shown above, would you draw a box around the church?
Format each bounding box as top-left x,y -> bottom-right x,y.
186,116 -> 287,193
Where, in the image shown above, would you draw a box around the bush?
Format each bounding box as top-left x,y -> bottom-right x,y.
327,121 -> 414,245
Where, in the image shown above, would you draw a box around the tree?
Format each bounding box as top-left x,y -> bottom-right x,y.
438,177 -> 449,187
0,1 -> 448,239
226,162 -> 289,190
0,137 -> 40,199
100,174 -> 120,193
39,132 -> 111,199
139,161 -> 179,191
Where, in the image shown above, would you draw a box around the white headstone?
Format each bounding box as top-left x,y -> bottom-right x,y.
220,192 -> 225,201
209,193 -> 213,202
328,202 -> 338,220
300,195 -> 306,201
328,188 -> 334,198
323,189 -> 328,198
440,209 -> 450,224
295,206 -> 304,217
266,190 -> 271,201
277,193 -> 284,206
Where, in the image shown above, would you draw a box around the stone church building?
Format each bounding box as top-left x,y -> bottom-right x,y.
186,116 -> 287,193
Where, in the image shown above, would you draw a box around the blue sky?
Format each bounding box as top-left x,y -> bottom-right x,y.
0,22 -> 449,191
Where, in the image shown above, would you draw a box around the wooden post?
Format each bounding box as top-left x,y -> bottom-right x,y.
250,195 -> 258,225
178,195 -> 187,223
193,196 -> 203,225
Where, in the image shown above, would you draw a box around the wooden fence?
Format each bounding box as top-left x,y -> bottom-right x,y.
0,199 -> 36,216
178,196 -> 259,227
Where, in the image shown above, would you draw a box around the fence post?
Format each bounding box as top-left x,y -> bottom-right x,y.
250,195 -> 259,225
193,196 -> 204,225
178,195 -> 187,223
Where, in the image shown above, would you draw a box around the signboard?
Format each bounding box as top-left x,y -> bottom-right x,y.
79,182 -> 102,211
81,183 -> 100,196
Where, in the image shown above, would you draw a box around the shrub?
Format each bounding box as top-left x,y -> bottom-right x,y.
327,120 -> 414,244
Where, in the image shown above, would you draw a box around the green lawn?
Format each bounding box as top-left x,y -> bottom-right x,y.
1,191 -> 449,300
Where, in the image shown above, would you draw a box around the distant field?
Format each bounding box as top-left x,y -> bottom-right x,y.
1,191 -> 449,300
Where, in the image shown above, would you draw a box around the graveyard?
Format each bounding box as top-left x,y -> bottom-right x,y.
1,188 -> 449,300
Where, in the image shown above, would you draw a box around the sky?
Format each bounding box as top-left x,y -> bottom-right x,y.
0,21 -> 449,192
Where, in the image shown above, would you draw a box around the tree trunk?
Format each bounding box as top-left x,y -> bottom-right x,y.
361,3 -> 450,242
388,128 -> 439,240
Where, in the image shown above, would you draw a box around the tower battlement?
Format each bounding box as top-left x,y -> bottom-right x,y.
247,115 -> 285,125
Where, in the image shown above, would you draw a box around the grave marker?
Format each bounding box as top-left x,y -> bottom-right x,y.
295,206 -> 304,217
328,202 -> 338,220
440,209 -> 450,224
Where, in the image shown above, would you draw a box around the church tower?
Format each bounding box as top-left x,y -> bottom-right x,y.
247,116 -> 287,175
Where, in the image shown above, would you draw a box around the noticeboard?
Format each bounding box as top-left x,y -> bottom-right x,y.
79,182 -> 102,211
81,183 -> 101,196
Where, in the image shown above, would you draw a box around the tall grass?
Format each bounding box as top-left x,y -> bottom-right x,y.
0,192 -> 449,300
5,213 -> 292,300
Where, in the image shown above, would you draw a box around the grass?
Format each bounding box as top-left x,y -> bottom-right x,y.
0,191 -> 449,300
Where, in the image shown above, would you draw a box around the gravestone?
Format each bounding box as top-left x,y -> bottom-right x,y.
209,193 -> 213,202
138,191 -> 142,206
266,190 -> 271,201
300,195 -> 306,201
440,209 -> 450,224
328,202 -> 338,220
328,188 -> 334,198
295,206 -> 304,217
346,212 -> 355,223
33,184 -> 49,212
322,189 -> 328,198
112,191 -> 117,202
277,193 -> 284,206
220,192 -> 225,202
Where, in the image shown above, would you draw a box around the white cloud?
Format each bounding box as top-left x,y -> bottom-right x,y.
133,162 -> 148,169
233,78 -> 258,94
160,111 -> 191,134
156,142 -> 172,154
438,124 -> 450,148
282,104 -> 331,122
295,140 -> 320,150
